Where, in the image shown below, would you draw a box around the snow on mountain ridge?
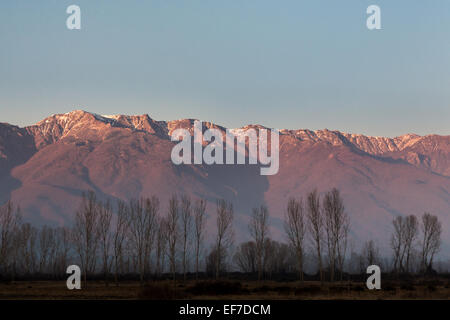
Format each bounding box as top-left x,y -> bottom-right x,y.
23,110 -> 447,158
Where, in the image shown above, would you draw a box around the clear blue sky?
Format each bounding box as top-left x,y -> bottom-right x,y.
1,0 -> 449,137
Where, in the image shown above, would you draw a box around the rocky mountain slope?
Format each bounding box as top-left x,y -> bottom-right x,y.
1,110 -> 449,254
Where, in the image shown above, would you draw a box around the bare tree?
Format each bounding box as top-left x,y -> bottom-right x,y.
336,219 -> 349,281
98,199 -> 113,285
180,194 -> 192,281
143,196 -> 159,278
38,225 -> 55,274
73,191 -> 100,287
233,241 -> 257,273
53,227 -> 71,277
128,196 -> 158,284
166,194 -> 179,281
193,198 -> 207,280
306,189 -> 324,282
404,215 -> 419,273
113,200 -> 129,285
155,216 -> 168,278
420,212 -> 442,273
323,188 -> 349,281
9,214 -> 23,280
18,223 -> 38,275
234,239 -> 295,277
128,198 -> 145,282
249,205 -> 269,281
206,247 -> 226,277
391,216 -> 404,273
215,199 -> 234,279
284,198 -> 306,281
0,201 -> 21,275
264,240 -> 296,276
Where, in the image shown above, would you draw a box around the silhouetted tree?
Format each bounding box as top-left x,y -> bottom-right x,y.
113,200 -> 129,285
180,195 -> 192,281
404,215 -> 419,273
155,216 -> 168,278
193,198 -> 207,280
323,188 -> 349,281
284,197 -> 306,281
73,191 -> 100,287
167,194 -> 179,281
128,197 -> 158,284
306,189 -> 324,282
0,201 -> 21,276
420,212 -> 442,273
215,199 -> 234,279
249,205 -> 269,281
98,199 -> 112,285
234,241 -> 257,273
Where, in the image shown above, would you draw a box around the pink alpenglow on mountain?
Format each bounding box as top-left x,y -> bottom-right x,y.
1,110 -> 449,254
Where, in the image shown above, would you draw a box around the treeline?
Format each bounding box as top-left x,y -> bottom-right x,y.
361,213 -> 443,275
0,189 -> 445,284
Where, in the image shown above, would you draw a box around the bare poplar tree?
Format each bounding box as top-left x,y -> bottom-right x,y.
128,198 -> 145,283
18,223 -> 38,275
180,194 -> 192,281
128,196 -> 158,284
215,199 -> 234,279
391,216 -> 406,273
337,220 -> 349,280
193,198 -> 207,280
113,200 -> 129,285
54,227 -> 71,277
0,201 -> 21,275
98,199 -> 112,285
404,215 -> 418,273
306,189 -> 324,282
284,198 -> 306,281
9,214 -> 22,280
143,196 -> 159,278
323,188 -> 349,281
48,227 -> 59,276
249,205 -> 269,281
167,194 -> 179,281
420,212 -> 442,273
73,191 -> 100,287
38,225 -> 55,274
155,216 -> 168,278
262,239 -> 275,278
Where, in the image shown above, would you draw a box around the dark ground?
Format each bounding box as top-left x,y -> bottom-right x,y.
0,278 -> 449,300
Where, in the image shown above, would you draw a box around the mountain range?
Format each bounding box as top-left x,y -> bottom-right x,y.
1,110 -> 449,255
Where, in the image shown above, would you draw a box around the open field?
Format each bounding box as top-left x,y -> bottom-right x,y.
0,279 -> 449,300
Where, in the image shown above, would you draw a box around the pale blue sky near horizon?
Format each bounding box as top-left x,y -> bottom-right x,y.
1,0 -> 450,137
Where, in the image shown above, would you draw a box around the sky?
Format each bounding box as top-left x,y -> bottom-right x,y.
1,0 -> 450,137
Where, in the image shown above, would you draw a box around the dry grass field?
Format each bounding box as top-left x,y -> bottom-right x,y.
0,279 -> 449,300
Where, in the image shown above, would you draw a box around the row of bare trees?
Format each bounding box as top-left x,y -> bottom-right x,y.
0,192 -> 234,283
73,192 -> 214,286
0,201 -> 71,279
0,188 -> 445,282
0,193 -> 207,284
284,188 -> 350,282
233,188 -> 444,280
349,212 -> 443,276
233,188 -> 350,282
390,213 -> 442,274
